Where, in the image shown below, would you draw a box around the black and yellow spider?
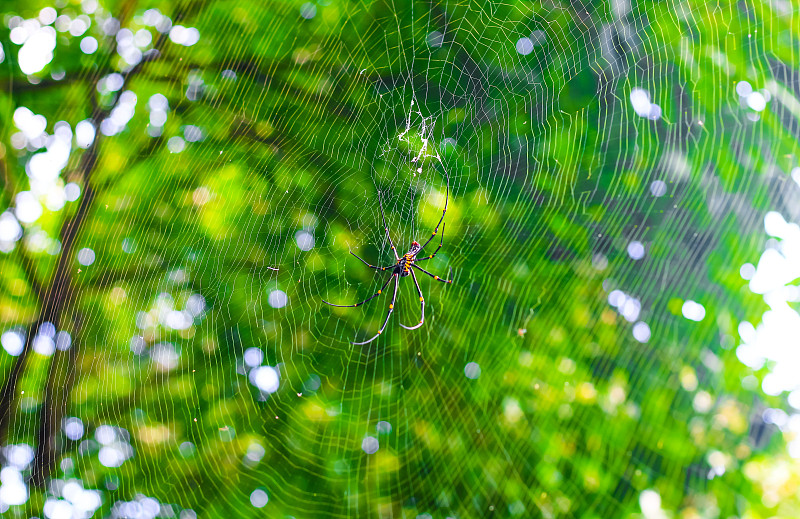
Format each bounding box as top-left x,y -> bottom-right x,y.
322,175 -> 452,345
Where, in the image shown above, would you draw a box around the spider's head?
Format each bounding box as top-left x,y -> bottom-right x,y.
409,241 -> 421,254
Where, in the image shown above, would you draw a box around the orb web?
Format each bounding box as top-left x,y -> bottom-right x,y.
1,0 -> 799,517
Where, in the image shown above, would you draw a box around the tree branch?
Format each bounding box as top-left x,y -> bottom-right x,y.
0,148 -> 96,446
29,312 -> 82,486
0,27 -> 169,467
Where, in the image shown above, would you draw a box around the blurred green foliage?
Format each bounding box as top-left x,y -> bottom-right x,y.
0,0 -> 799,518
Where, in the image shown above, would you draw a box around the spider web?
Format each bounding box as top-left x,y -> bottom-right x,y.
1,0 -> 799,517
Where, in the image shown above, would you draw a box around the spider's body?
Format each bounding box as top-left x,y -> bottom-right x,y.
322,173 -> 452,345
395,241 -> 421,276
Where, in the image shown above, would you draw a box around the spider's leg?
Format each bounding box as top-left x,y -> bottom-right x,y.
400,268 -> 425,330
412,264 -> 452,284
418,168 -> 449,252
415,223 -> 444,262
352,273 -> 399,345
350,251 -> 394,271
321,273 -> 394,308
378,190 -> 400,260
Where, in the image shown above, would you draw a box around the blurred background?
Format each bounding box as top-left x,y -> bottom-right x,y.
0,0 -> 799,517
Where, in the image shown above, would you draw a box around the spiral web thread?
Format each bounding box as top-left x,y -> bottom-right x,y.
2,0 -> 799,517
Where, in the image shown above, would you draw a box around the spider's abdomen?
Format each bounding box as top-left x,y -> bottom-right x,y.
398,253 -> 415,277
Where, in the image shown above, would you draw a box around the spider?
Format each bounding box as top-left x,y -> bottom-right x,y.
322,175 -> 452,345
